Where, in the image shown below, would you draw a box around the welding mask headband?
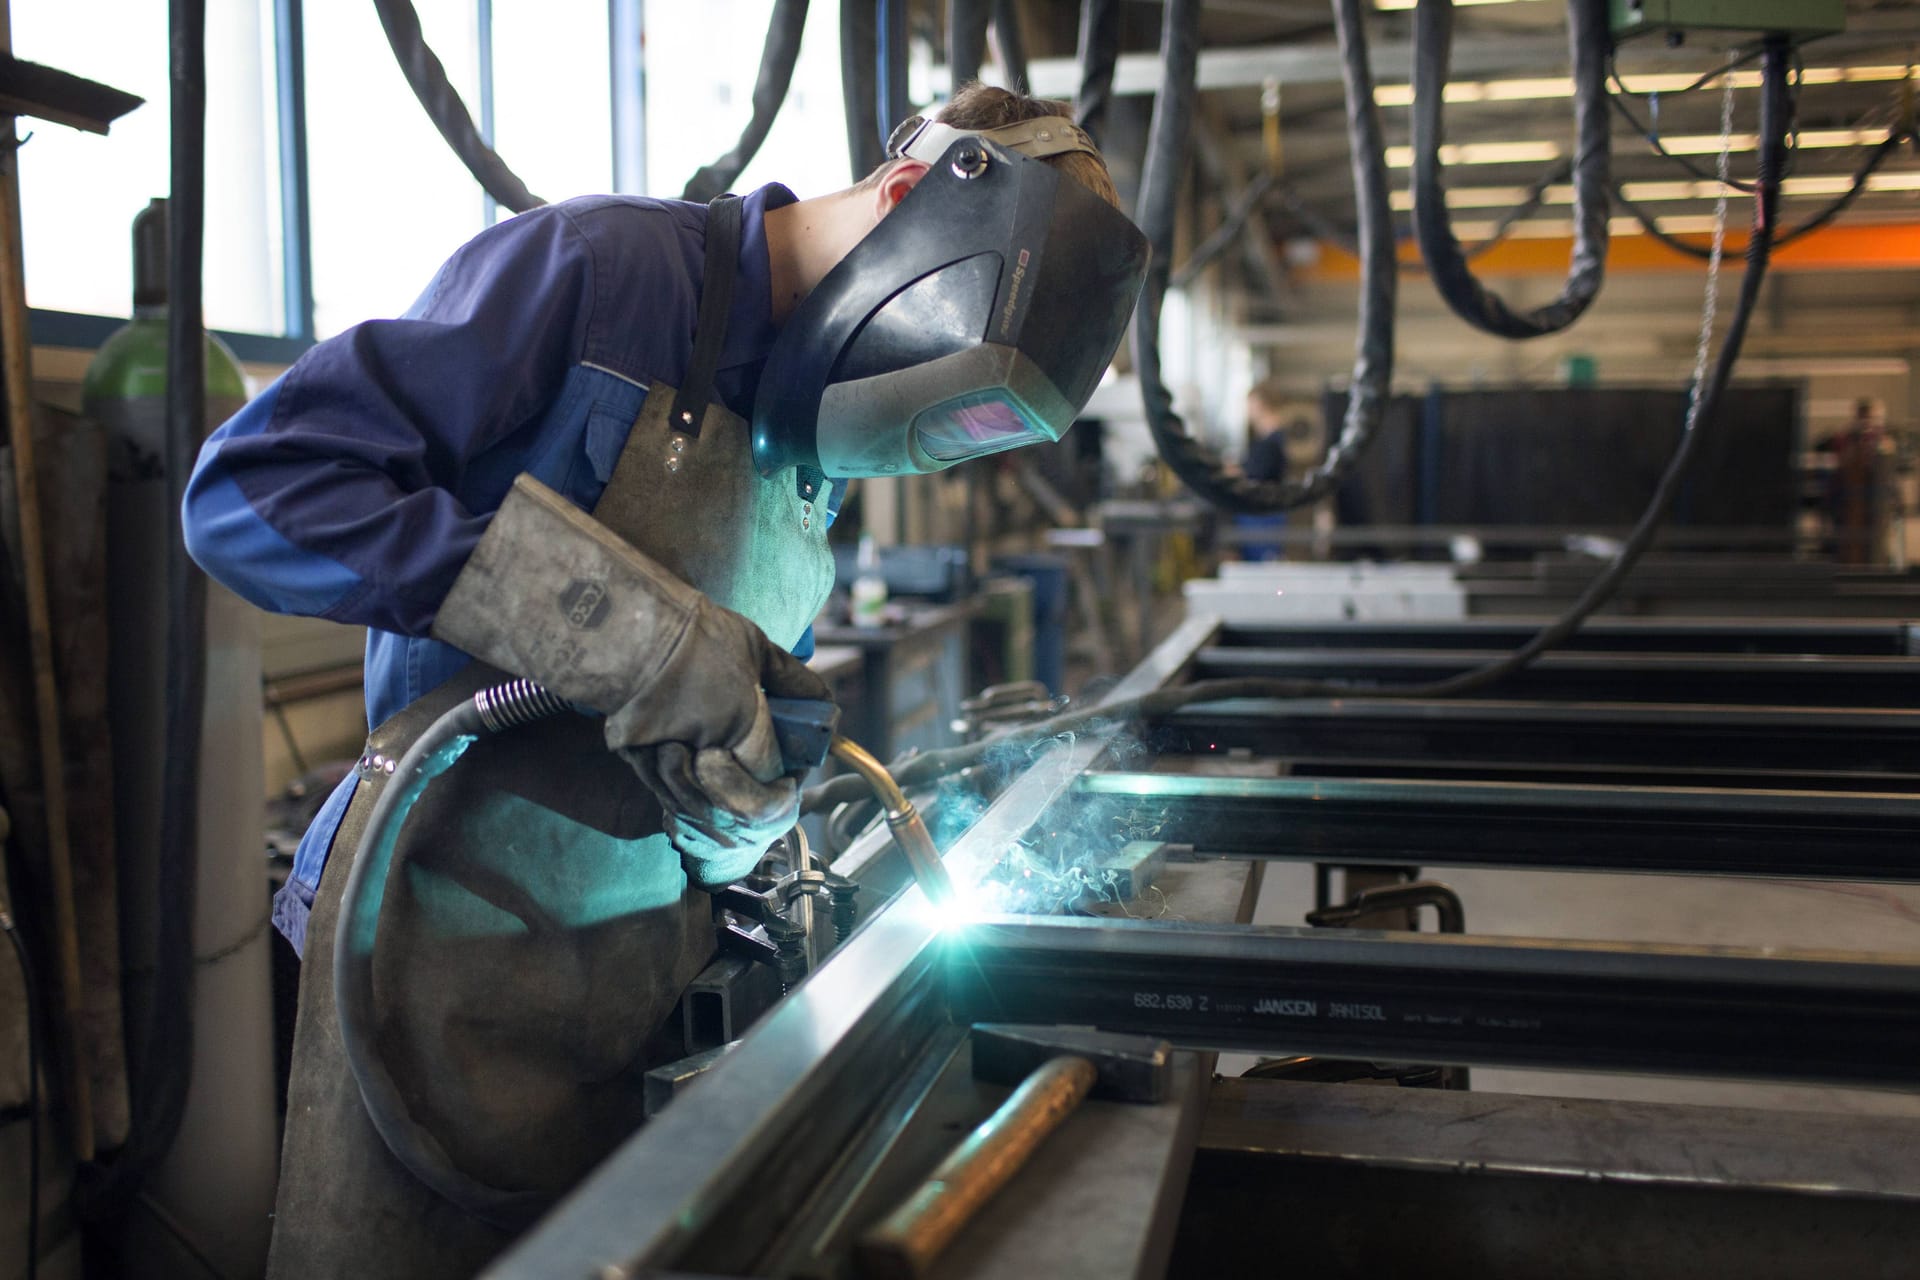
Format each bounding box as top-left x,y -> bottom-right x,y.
751,137 -> 1149,479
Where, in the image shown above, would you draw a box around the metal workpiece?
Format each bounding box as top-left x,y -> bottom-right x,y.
485,623 -> 1209,1279
943,916 -> 1920,1086
1224,616 -> 1920,656
1200,1077 -> 1920,1198
1190,643 -> 1920,705
1074,772 -> 1920,882
1180,1080 -> 1920,1280
1151,697 -> 1920,784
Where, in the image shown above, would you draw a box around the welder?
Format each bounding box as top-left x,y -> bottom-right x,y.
182,84 -> 1147,1279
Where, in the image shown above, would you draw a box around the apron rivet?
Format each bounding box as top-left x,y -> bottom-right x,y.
665,457 -> 682,473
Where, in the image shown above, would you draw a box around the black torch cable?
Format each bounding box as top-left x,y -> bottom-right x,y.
804,42 -> 1795,818
1131,0 -> 1396,516
1073,0 -> 1122,144
2,909 -> 38,1280
333,679 -> 569,1225
1410,0 -> 1610,338
682,0 -> 811,201
371,0 -> 543,212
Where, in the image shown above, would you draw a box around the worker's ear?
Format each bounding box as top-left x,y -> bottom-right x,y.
872,159 -> 931,222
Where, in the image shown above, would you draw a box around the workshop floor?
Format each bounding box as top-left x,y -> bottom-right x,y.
1250,862 -> 1920,1116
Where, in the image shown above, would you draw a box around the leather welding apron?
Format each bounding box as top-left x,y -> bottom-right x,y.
267,199 -> 836,1280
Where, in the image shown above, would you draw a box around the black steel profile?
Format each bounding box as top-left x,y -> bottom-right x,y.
1150,699 -> 1920,783
946,917 -> 1920,1086
1072,773 -> 1920,882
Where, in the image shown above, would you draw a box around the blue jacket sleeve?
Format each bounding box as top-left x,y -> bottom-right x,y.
184,205 -> 600,636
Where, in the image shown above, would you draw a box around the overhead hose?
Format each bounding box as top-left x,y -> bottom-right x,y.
1132,0 -> 1396,515
682,0 -> 811,201
992,0 -> 1030,93
805,40 -> 1795,817
333,678 -> 569,1226
1074,0 -> 1122,143
371,0 -> 543,213
949,0 -> 990,89
1411,0 -> 1610,338
840,0 -> 883,179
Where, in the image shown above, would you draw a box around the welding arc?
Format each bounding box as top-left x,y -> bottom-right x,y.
1411,0 -> 1611,338
805,42 -> 1794,819
1133,0 -> 1396,516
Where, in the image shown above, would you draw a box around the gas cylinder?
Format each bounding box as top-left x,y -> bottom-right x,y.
82,197 -> 277,1280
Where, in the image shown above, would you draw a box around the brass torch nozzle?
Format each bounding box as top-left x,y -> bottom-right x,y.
828,736 -> 957,906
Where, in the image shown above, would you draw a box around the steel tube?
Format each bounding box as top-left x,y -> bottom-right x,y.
1073,772 -> 1920,881
944,917 -> 1920,1086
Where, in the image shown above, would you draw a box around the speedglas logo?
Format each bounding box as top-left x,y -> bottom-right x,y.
998,248 -> 1031,336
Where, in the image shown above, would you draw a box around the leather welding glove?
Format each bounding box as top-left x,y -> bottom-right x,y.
433,475 -> 831,888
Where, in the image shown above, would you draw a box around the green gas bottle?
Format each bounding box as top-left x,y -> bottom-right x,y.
83,198 -> 278,1278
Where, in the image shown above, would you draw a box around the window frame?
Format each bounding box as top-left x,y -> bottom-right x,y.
28,0 -> 647,365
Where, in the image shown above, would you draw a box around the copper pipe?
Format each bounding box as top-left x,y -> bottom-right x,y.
827,736 -> 955,905
858,1055 -> 1097,1279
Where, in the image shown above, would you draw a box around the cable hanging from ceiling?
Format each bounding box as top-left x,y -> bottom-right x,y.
1410,0 -> 1611,338
371,0 -> 544,212
682,0 -> 811,201
1131,0 -> 1398,516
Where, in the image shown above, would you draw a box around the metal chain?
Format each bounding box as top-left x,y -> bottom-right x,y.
1687,66 -> 1737,411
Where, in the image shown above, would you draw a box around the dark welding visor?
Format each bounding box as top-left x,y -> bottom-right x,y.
751,129 -> 1149,479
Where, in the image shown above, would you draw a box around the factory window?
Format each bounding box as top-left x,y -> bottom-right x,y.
20,0 -> 629,355
643,0 -> 851,201
301,0 -> 490,338
16,0 -> 287,339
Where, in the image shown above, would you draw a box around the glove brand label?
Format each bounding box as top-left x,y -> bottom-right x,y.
560,579 -> 611,630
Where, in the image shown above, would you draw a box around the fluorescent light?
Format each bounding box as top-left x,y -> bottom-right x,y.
1384,128 -> 1894,170
1382,170 -> 1920,216
1659,127 -> 1892,154
1374,0 -> 1549,9
1372,64 -> 1914,109
1384,140 -> 1563,167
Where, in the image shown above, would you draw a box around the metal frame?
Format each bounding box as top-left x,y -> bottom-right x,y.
487,612 -> 1920,1277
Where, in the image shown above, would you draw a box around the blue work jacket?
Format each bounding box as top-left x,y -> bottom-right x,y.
184,183 -> 835,956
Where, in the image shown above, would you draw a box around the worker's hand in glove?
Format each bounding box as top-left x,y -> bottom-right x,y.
431,476 -> 832,893
604,599 -> 831,888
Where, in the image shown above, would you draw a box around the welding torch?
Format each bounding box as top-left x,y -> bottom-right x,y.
823,735 -> 956,906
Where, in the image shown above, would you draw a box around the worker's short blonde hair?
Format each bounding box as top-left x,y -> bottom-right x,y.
860,83 -> 1121,210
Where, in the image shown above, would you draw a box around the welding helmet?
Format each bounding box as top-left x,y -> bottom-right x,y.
751,114 -> 1150,478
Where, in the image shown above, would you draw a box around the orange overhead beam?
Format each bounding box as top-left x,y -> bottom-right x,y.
1302,221 -> 1920,281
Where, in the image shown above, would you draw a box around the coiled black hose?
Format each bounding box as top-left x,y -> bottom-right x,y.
682,0 -> 811,202
805,41 -> 1796,817
333,678 -> 569,1225
1411,0 -> 1610,338
372,0 -> 543,212
1131,0 -> 1396,516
